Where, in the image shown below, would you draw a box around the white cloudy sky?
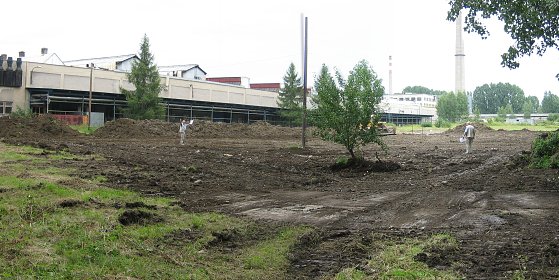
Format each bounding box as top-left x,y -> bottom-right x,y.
4,0 -> 558,101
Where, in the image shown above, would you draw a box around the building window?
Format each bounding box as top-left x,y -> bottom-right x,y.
1,101 -> 13,115
417,97 -> 422,101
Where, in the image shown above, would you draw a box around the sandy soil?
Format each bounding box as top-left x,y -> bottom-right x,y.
1,117 -> 558,279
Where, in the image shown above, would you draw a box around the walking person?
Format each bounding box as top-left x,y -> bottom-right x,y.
179,119 -> 192,145
463,122 -> 475,154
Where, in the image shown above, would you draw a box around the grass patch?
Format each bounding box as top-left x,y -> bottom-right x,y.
334,233 -> 461,279
487,122 -> 558,131
0,141 -> 313,279
396,124 -> 451,134
70,124 -> 100,135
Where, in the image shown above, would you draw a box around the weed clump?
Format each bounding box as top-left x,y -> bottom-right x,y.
530,131 -> 559,168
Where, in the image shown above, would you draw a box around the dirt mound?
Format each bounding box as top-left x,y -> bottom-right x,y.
93,119 -> 307,140
93,118 -> 176,139
448,122 -> 494,133
190,120 -> 307,139
0,115 -> 80,139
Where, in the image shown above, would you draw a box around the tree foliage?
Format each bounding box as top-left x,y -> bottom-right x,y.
542,91 -> 559,113
121,34 -> 165,120
277,63 -> 303,125
402,85 -> 432,94
448,0 -> 559,78
436,92 -> 468,122
313,60 -> 385,159
497,104 -> 514,121
472,82 -> 525,114
402,86 -> 447,96
522,99 -> 534,119
526,95 -> 540,112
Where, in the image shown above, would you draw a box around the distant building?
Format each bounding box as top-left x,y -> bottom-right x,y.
64,54 -> 139,72
207,77 -> 250,88
250,83 -> 280,93
158,64 -> 207,80
380,93 -> 438,121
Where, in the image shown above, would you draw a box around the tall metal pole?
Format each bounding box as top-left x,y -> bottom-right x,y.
302,16 -> 308,149
88,65 -> 93,129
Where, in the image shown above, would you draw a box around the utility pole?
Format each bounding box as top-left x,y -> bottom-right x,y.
301,16 -> 308,149
88,64 -> 93,129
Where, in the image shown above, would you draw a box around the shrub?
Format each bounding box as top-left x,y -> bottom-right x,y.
10,107 -> 34,119
434,119 -> 451,128
420,122 -> 432,127
530,131 -> 559,168
547,113 -> 559,122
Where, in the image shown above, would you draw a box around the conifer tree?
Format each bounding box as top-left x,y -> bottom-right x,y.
277,63 -> 303,125
121,34 -> 165,120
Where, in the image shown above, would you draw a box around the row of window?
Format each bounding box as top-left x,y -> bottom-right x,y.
396,97 -> 436,102
0,101 -> 13,115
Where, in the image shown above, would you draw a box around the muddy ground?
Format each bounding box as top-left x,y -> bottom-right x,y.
2,117 -> 559,279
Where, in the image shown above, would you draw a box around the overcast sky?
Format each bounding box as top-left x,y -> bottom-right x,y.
4,0 -> 558,101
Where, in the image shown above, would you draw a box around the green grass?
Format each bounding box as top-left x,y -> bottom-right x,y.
334,233 -> 462,279
69,124 -> 100,135
397,122 -> 557,134
396,124 -> 450,134
0,142 -> 312,279
487,122 -> 558,131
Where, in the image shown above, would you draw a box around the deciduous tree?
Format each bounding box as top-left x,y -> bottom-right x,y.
526,95 -> 540,112
402,85 -> 432,95
121,34 -> 165,120
313,60 -> 385,160
448,0 -> 559,78
436,92 -> 468,122
542,91 -> 559,113
472,82 -> 525,114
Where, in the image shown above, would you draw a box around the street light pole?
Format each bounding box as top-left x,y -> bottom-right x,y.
88,64 -> 93,129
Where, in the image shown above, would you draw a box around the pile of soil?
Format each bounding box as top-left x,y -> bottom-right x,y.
190,120 -> 308,139
93,118 -> 176,139
0,115 -> 80,139
93,119 -> 308,140
448,122 -> 494,133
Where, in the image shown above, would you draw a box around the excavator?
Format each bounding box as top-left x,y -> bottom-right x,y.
376,122 -> 397,136
367,121 -> 396,136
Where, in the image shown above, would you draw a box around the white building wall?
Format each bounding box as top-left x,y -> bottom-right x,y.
380,93 -> 438,118
116,59 -> 135,72
19,62 -> 279,110
181,68 -> 206,80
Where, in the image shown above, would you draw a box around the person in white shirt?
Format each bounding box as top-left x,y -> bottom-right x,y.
179,119 -> 192,145
463,122 -> 476,154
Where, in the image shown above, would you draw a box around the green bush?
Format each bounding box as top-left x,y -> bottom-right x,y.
420,122 -> 433,127
10,107 -> 34,119
434,119 -> 451,128
547,113 -> 559,122
530,131 -> 559,168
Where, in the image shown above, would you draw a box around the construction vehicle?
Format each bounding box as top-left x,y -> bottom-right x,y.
366,121 -> 396,136
376,122 -> 396,136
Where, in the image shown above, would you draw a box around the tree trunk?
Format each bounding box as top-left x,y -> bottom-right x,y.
349,149 -> 355,160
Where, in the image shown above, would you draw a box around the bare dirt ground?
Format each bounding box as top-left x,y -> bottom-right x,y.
2,116 -> 559,279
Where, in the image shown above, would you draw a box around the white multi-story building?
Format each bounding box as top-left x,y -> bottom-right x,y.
380,93 -> 438,121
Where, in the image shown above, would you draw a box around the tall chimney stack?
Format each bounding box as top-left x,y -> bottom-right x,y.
19,51 -> 25,58
388,55 -> 393,95
454,11 -> 466,95
41,48 -> 48,55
